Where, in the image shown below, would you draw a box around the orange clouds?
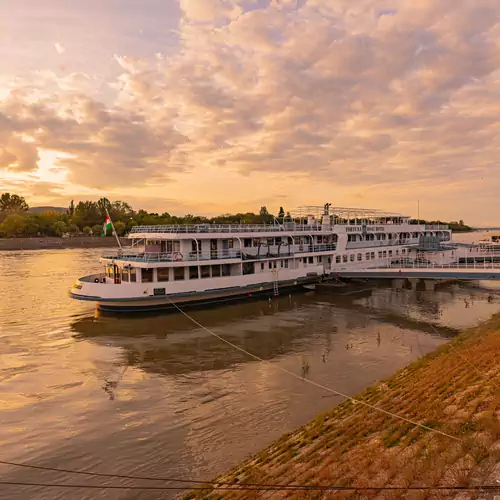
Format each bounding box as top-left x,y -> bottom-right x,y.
1,0 -> 500,223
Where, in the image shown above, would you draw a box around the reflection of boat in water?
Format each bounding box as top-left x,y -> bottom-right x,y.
71,287 -> 458,377
71,295 -> 322,375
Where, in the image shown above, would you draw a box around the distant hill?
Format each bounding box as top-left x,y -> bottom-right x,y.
29,206 -> 67,214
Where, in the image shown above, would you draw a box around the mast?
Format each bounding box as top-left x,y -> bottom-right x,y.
106,207 -> 122,250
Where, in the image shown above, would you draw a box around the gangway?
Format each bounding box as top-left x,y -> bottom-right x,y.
335,261 -> 500,280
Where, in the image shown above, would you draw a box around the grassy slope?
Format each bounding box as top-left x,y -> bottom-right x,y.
185,316 -> 500,499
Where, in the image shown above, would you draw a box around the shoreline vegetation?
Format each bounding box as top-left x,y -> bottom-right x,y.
184,316 -> 500,499
0,192 -> 474,241
0,236 -> 130,251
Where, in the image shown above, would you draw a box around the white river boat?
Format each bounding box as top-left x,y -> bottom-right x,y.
69,204 -> 455,312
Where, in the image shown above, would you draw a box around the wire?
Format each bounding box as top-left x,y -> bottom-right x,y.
2,480 -> 500,492
166,297 -> 462,442
2,293 -> 496,495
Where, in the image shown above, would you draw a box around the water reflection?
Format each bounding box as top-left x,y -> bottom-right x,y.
71,286 -> 460,379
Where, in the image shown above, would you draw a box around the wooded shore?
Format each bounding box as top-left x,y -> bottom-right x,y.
0,236 -> 130,251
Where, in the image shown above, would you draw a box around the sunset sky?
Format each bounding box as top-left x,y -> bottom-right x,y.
1,0 -> 500,224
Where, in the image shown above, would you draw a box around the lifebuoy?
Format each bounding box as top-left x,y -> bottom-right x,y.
174,252 -> 183,261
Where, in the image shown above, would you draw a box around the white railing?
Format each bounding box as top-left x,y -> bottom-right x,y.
103,249 -> 243,262
129,223 -> 327,234
79,273 -> 107,282
381,259 -> 500,270
102,243 -> 338,263
424,224 -> 449,230
345,239 -> 416,249
128,221 -> 444,236
245,243 -> 336,257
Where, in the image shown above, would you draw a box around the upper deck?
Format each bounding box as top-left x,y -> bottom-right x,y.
128,221 -> 449,239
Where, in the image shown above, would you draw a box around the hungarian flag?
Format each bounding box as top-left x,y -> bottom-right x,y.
102,215 -> 112,236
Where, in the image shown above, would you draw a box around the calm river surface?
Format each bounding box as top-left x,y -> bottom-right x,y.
1,240 -> 500,499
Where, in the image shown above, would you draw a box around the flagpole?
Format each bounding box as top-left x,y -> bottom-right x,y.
106,207 -> 122,250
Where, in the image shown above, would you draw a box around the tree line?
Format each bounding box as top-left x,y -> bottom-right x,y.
0,193 -> 284,238
0,192 -> 473,238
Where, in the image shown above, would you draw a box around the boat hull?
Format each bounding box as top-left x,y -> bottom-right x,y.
72,276 -> 319,314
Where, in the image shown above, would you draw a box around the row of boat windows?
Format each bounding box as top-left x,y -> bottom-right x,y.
147,237 -> 336,252
335,248 -> 407,263
106,260 -> 296,283
105,249 -> 408,283
141,261 -> 295,281
139,264 -> 233,282
346,233 -> 426,242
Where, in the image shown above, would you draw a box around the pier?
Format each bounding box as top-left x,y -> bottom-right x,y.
334,262 -> 500,280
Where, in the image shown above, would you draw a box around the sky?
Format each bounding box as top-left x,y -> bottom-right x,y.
1,0 -> 500,224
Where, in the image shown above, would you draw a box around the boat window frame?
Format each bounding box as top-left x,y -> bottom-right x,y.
157,267 -> 170,282
142,268 -> 154,283
174,267 -> 185,281
242,262 -> 255,275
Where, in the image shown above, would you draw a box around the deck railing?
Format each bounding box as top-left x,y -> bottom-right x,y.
103,249 -> 243,263
129,223 -> 317,234
128,221 -> 434,235
345,239 -> 416,249
102,243 -> 337,263
380,259 -> 500,270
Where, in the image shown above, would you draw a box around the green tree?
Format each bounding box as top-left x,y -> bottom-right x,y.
127,218 -> 138,230
0,193 -> 29,213
68,200 -> 75,217
113,221 -> 126,236
109,200 -> 134,220
91,224 -> 102,236
82,226 -> 92,236
0,214 -> 27,237
278,206 -> 285,219
52,221 -> 67,236
38,211 -> 62,235
67,223 -> 79,234
96,197 -> 111,218
259,206 -> 269,223
74,201 -> 100,227
24,214 -> 40,235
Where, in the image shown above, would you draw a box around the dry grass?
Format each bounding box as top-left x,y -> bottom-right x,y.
182,315 -> 500,499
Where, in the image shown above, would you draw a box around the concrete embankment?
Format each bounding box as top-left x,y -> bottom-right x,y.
0,236 -> 130,251
185,316 -> 500,499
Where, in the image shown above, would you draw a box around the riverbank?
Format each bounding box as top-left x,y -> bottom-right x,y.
186,316 -> 500,499
0,236 -> 130,251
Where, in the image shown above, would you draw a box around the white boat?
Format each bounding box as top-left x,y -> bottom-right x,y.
478,234 -> 500,250
69,204 -> 455,312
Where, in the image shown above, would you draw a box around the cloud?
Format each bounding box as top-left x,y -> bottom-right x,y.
2,0 -> 500,223
54,43 -> 65,54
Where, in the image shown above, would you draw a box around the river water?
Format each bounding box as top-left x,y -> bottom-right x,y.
1,236 -> 500,499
